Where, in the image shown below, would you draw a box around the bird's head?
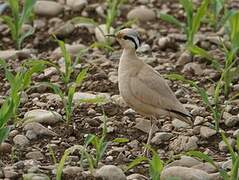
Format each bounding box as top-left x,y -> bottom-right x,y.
107,28 -> 141,50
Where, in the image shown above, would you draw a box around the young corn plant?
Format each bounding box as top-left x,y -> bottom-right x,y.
79,114 -> 109,172
187,133 -> 239,180
0,59 -> 45,144
187,11 -> 239,97
125,145 -> 165,180
1,0 -> 36,49
160,0 -> 209,45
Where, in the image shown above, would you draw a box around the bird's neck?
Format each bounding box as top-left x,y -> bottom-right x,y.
121,48 -> 137,60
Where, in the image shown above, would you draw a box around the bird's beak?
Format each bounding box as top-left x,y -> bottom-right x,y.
105,34 -> 116,38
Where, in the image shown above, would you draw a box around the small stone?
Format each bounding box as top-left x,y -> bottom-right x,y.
158,37 -> 171,50
151,132 -> 173,145
223,112 -> 239,127
0,142 -> 12,154
23,173 -> 50,180
23,122 -> 57,137
176,50 -> 192,66
63,166 -> 82,176
200,126 -> 217,138
52,44 -> 86,59
0,49 -> 18,60
13,135 -> 29,147
34,1 -> 63,17
219,138 -> 236,152
160,166 -> 214,180
137,43 -> 150,53
169,135 -> 198,153
172,119 -> 190,129
127,173 -> 148,180
134,118 -> 158,133
26,151 -> 44,160
95,24 -> 115,42
127,140 -> 139,149
191,107 -> 206,116
3,167 -> 18,178
95,165 -> 126,180
182,62 -> 203,75
166,156 -> 201,168
66,0 -> 87,12
233,129 -> 239,137
194,116 -> 204,125
24,109 -> 62,125
127,6 -> 156,22
73,92 -> 97,103
52,21 -> 75,38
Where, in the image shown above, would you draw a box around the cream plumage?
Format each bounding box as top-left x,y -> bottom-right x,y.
114,28 -> 192,150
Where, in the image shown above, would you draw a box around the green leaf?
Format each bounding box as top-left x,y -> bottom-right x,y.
18,26 -> 35,49
192,0 -> 209,36
1,16 -> 16,41
124,156 -> 147,172
159,13 -> 183,29
20,0 -> 37,26
0,127 -> 10,144
112,138 -> 129,143
75,68 -> 87,86
180,0 -> 193,29
149,153 -> 164,180
230,157 -> 239,180
221,132 -> 237,163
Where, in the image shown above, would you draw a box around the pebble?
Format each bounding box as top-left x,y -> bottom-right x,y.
172,119 -> 190,129
26,151 -> 44,160
95,24 -> 115,42
192,162 -> 217,173
23,173 -> 50,180
160,166 -> 215,180
34,1 -> 64,17
194,116 -> 204,125
200,126 -> 217,138
166,156 -> 201,168
23,122 -> 57,138
66,0 -> 87,12
52,21 -> 75,38
182,62 -> 203,75
127,173 -> 148,180
3,167 -> 19,178
151,132 -> 173,145
63,166 -> 82,176
52,44 -> 86,59
219,138 -> 236,152
169,135 -> 198,153
176,50 -> 192,66
0,49 -> 18,60
24,109 -> 62,125
223,112 -> 239,127
0,142 -> 12,154
13,135 -> 29,147
134,118 -> 158,133
127,6 -> 156,22
95,165 -> 126,180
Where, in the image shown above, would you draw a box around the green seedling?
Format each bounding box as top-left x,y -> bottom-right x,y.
79,114 -> 109,172
160,0 -> 209,45
187,133 -> 239,180
56,145 -> 83,180
1,0 -> 36,49
0,59 -> 45,144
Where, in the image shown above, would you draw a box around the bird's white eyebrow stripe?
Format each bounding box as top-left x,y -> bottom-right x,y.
124,35 -> 140,49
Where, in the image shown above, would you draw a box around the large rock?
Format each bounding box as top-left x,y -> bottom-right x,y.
160,166 -> 216,180
127,6 -> 156,22
34,1 -> 64,17
24,109 -> 62,125
95,165 -> 126,180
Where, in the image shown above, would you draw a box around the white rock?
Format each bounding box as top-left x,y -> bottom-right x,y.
127,173 -> 148,180
24,109 -> 62,125
23,122 -> 57,137
200,126 -> 217,138
127,6 -> 156,22
34,1 -> 64,17
95,24 -> 115,42
172,119 -> 190,129
95,165 -> 126,180
23,173 -> 50,180
160,166 -> 213,180
66,0 -> 87,12
194,116 -> 204,125
0,50 -> 18,60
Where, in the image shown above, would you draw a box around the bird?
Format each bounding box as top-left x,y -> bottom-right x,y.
108,28 -> 192,153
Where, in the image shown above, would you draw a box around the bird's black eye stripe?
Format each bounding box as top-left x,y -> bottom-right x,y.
123,35 -> 138,49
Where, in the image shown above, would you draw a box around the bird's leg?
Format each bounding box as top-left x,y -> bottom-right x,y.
143,117 -> 156,156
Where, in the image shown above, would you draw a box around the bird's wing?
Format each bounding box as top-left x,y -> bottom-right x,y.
129,64 -> 189,116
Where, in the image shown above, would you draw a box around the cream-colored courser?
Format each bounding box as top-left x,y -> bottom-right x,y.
114,28 -> 192,148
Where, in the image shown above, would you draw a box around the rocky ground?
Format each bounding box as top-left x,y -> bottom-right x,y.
0,0 -> 239,180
